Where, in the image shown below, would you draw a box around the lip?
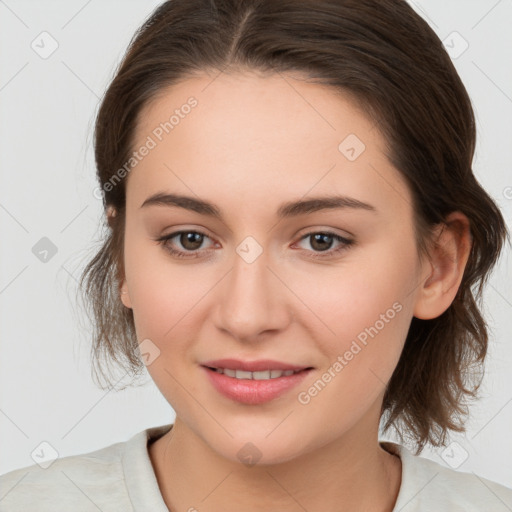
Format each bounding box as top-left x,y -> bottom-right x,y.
201,358 -> 312,372
201,365 -> 314,405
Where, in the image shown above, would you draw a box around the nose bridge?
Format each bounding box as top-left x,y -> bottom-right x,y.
215,240 -> 288,340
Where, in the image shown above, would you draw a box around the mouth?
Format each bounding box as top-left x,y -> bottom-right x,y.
201,364 -> 315,405
202,366 -> 314,380
200,357 -> 314,379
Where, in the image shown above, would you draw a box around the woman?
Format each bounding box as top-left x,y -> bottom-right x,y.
1,0 -> 511,510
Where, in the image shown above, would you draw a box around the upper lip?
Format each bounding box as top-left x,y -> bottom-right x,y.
201,358 -> 313,372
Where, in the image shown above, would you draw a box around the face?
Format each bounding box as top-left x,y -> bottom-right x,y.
119,71 -> 430,465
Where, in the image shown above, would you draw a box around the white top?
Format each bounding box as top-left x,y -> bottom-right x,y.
1,423 -> 511,511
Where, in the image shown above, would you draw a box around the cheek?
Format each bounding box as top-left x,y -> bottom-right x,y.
127,262 -> 203,341
123,223 -> 184,338
301,247 -> 414,319
289,256 -> 415,434
124,214 -> 418,361
289,235 -> 417,371
123,230 -> 221,349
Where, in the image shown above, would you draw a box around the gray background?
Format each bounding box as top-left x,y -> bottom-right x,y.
1,0 -> 511,486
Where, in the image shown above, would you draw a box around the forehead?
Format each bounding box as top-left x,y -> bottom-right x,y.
127,71 -> 413,221
135,71 -> 382,158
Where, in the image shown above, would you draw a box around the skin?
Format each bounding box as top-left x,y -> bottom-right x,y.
116,71 -> 472,512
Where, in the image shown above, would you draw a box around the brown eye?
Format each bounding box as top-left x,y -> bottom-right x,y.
154,230 -> 215,259
295,231 -> 355,260
309,233 -> 335,251
179,231 -> 205,251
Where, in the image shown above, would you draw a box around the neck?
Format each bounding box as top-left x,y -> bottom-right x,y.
149,413 -> 402,512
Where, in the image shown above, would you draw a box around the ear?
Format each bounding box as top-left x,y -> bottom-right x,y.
413,211 -> 472,320
107,205 -> 133,309
106,205 -> 117,229
119,278 -> 133,309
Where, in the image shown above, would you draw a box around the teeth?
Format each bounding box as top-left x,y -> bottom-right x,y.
214,368 -> 301,380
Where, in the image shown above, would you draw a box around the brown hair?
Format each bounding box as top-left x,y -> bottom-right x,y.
78,0 -> 509,454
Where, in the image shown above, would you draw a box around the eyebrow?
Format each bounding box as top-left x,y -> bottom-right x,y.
140,192 -> 377,220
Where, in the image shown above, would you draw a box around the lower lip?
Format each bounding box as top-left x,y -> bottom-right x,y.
201,366 -> 313,405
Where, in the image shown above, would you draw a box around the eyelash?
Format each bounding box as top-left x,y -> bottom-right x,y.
153,230 -> 355,260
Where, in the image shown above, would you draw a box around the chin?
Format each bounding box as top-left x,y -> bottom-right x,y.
205,430 -> 310,467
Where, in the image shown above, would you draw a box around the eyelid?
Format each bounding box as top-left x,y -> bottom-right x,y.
292,230 -> 354,257
163,229 -> 217,249
157,226 -> 350,246
158,226 -> 217,243
294,225 -> 354,240
154,227 -> 355,262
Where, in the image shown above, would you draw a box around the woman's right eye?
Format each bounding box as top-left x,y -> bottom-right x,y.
154,230 -> 215,259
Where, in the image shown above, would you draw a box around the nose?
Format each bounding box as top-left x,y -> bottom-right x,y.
214,247 -> 292,342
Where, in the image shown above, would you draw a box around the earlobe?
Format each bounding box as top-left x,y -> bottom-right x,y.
413,212 -> 472,320
107,205 -> 117,229
108,205 -> 131,309
120,279 -> 133,309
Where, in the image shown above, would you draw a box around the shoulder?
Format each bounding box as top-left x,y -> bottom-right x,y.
0,435 -> 132,511
382,441 -> 512,512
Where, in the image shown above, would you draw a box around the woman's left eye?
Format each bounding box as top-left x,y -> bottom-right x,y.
294,231 -> 354,259
154,230 -> 354,260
